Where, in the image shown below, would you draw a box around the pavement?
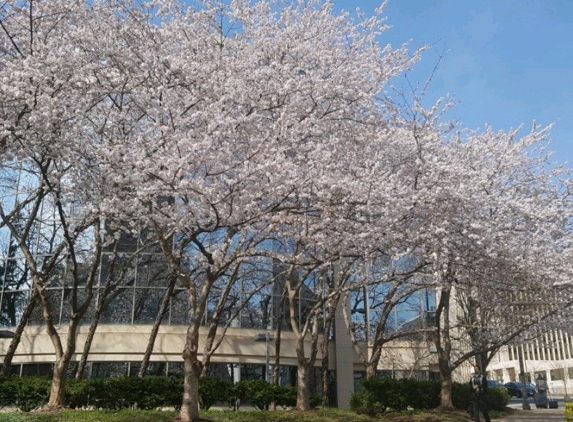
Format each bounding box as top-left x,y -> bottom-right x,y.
495,408 -> 564,421
494,397 -> 570,421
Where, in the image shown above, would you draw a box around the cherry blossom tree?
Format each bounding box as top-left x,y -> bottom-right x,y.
0,0 -> 162,407
414,124 -> 573,408
79,0 -> 422,418
3,1 -> 571,420
0,1 -> 107,407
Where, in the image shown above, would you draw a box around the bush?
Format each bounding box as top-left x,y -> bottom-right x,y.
451,381 -> 471,411
350,378 -> 440,416
309,394 -> 322,409
66,378 -> 99,409
485,387 -> 510,411
65,376 -> 184,410
349,388 -> 386,416
133,376 -> 182,410
199,376 -> 230,410
349,378 -> 410,415
398,378 -> 440,409
17,377 -> 51,412
273,385 -> 297,408
451,383 -> 509,412
0,376 -> 18,407
232,380 -> 274,410
0,376 -> 51,412
351,377 -> 505,416
98,377 -> 141,409
159,376 -> 184,410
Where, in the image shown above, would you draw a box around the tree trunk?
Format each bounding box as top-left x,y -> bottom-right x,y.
75,247 -> 121,379
48,359 -> 69,408
74,302 -> 104,379
75,282 -> 116,379
38,283 -> 68,409
296,361 -> 311,411
320,340 -> 330,407
139,276 -> 176,377
47,315 -> 82,408
320,299 -> 337,407
180,346 -> 201,422
295,333 -> 311,411
437,342 -> 454,409
439,368 -> 454,409
436,282 -> 454,409
2,291 -> 38,375
366,353 -> 380,379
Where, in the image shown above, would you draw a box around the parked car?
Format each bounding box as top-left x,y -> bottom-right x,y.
488,380 -> 504,389
503,381 -> 535,398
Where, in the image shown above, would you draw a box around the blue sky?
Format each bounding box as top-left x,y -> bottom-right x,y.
333,0 -> 573,169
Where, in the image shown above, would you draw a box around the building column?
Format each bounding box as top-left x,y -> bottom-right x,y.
501,368 -> 510,384
564,365 -> 571,399
334,295 -> 355,409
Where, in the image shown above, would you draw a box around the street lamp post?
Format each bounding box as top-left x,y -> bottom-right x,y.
254,332 -> 274,382
264,333 -> 271,382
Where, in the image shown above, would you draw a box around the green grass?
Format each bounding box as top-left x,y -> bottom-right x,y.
0,409 -> 178,422
0,408 -> 480,422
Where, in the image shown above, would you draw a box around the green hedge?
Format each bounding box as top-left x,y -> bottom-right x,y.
67,376 -> 184,410
0,376 -> 51,412
485,387 -> 510,411
0,376 -> 320,412
199,377 -> 231,410
0,376 -> 183,411
231,379 -> 318,410
349,378 -> 509,416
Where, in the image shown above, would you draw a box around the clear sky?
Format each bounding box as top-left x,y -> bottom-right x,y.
333,0 -> 573,169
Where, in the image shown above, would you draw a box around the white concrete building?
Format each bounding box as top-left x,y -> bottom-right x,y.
488,330 -> 573,396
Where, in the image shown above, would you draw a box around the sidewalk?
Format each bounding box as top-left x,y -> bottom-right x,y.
495,408 -> 565,421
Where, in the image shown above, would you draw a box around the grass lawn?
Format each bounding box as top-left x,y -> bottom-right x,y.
0,408 -> 490,422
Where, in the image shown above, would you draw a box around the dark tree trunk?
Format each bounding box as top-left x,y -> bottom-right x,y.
139,275 -> 177,377
2,291 -> 38,375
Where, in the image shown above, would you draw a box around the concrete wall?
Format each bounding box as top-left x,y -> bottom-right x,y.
0,325 -> 322,367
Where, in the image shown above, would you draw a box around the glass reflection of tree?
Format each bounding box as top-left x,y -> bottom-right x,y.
0,238 -> 29,326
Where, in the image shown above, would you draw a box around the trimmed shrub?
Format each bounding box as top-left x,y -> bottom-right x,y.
66,378 -> 99,409
349,377 -> 409,414
309,394 -> 322,409
351,377 -> 507,416
0,376 -> 18,407
349,388 -> 386,416
398,378 -> 440,409
485,387 -> 510,411
159,376 -> 184,410
273,385 -> 297,408
65,376 -> 184,410
0,376 -> 51,412
232,380 -> 274,410
134,376 -> 182,410
199,376 -> 231,410
451,381 -> 471,411
451,383 -> 509,412
16,377 -> 51,412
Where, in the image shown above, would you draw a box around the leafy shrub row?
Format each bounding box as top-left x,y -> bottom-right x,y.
0,376 -> 52,412
198,378 -> 320,410
0,376 -> 315,412
349,377 -> 509,415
